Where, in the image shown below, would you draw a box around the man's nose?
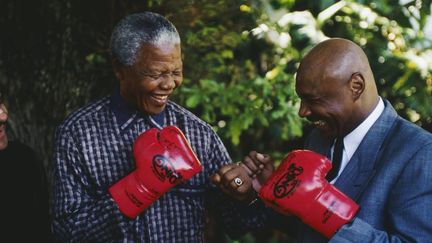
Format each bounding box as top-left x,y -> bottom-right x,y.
160,74 -> 177,89
298,100 -> 311,118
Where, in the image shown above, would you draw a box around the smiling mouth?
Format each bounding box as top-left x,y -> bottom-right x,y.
151,94 -> 169,104
312,120 -> 329,130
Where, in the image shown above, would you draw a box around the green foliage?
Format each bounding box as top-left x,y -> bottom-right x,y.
320,0 -> 432,127
172,1 -> 307,160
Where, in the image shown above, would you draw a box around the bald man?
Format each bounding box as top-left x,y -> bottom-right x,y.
215,38 -> 432,242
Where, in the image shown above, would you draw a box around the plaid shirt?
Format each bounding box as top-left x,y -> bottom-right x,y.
51,90 -> 267,243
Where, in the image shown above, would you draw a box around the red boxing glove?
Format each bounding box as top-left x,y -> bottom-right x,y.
109,126 -> 202,218
259,150 -> 359,239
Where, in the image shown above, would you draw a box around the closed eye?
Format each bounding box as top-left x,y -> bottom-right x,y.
301,96 -> 321,105
172,70 -> 183,76
138,71 -> 162,80
138,69 -> 183,80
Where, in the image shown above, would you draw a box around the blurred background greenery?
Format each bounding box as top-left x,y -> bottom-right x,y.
1,0 -> 431,242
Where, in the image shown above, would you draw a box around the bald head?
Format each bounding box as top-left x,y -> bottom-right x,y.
298,38 -> 375,88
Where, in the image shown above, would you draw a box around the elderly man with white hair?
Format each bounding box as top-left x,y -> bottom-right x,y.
51,12 -> 268,243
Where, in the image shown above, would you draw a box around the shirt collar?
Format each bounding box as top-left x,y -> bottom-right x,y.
109,87 -> 167,129
343,97 -> 385,161
109,87 -> 137,127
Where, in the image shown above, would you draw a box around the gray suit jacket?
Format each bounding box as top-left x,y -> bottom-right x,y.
295,100 -> 432,242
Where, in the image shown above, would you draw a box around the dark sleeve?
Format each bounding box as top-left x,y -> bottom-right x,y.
206,189 -> 270,238
10,142 -> 54,242
203,130 -> 274,238
29,146 -> 52,242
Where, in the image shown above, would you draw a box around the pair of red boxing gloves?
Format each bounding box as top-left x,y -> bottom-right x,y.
109,126 -> 358,239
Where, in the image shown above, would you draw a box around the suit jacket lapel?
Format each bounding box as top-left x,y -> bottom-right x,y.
334,100 -> 398,201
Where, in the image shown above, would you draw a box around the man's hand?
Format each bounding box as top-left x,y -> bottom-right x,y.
210,163 -> 255,203
240,151 -> 274,191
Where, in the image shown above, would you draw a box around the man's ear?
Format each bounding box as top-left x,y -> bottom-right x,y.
350,72 -> 365,100
112,59 -> 124,81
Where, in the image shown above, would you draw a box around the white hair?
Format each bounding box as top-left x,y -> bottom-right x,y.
110,12 -> 181,66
